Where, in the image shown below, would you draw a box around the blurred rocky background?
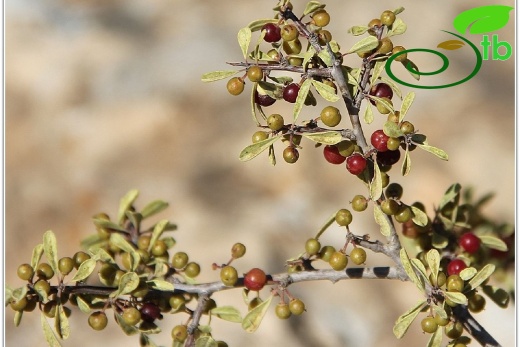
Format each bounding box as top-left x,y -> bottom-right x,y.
5,0 -> 515,346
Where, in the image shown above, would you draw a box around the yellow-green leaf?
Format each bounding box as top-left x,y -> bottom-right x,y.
383,121 -> 403,138
403,59 -> 420,80
411,258 -> 429,286
110,233 -> 136,254
88,247 -> 115,264
431,304 -> 447,320
43,230 -> 59,275
370,60 -> 385,85
147,219 -> 169,254
393,299 -> 426,338
401,148 -> 411,176
211,306 -> 243,323
479,235 -> 508,251
76,295 -> 91,314
31,243 -> 44,271
348,25 -> 368,36
71,258 -> 97,282
444,291 -> 467,305
426,326 -> 443,347
242,294 -> 273,333
302,131 -> 342,145
55,304 -> 70,339
426,249 -> 440,285
118,189 -> 139,225
393,7 -> 405,15
459,267 -> 477,281
239,135 -> 282,162
312,80 -> 340,102
247,19 -> 278,32
437,40 -> 465,50
373,205 -> 391,237
41,313 -> 62,347
370,163 -> 383,200
14,310 -> 23,327
303,1 -> 325,15
111,272 -> 140,297
387,18 -> 407,37
140,200 -> 169,219
399,91 -> 415,121
410,205 -> 428,227
293,78 -> 312,122
147,279 -> 175,291
238,27 -> 252,59
195,336 -> 218,347
468,264 -> 495,290
347,36 -> 379,54
417,144 -> 449,160
364,104 -> 374,124
201,70 -> 239,83
114,311 -> 140,336
379,76 -> 403,99
268,145 -> 276,166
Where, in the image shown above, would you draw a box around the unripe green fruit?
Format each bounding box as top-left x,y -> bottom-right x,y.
36,263 -> 54,280
387,112 -> 400,123
282,38 -> 302,55
58,257 -> 75,276
17,264 -> 34,281
421,317 -> 438,333
248,297 -> 263,311
231,243 -> 246,258
136,249 -> 150,264
376,97 -> 393,114
252,131 -> 269,143
386,137 -> 401,151
349,247 -> 367,265
267,49 -> 281,61
169,295 -> 186,311
392,46 -> 407,62
34,279 -> 51,295
283,147 -> 299,164
444,321 -> 463,339
468,293 -> 486,313
137,235 -> 151,250
380,10 -> 396,26
10,297 -> 28,311
329,251 -> 348,270
447,275 -> 464,292
351,195 -> 368,212
99,263 -> 118,285
122,307 -> 141,326
247,66 -> 263,82
267,114 -> 284,131
289,298 -> 305,315
172,252 -> 189,269
381,199 -> 399,215
88,311 -> 108,331
434,313 -> 450,326
275,303 -> 292,319
131,281 -> 150,298
227,77 -> 245,96
320,106 -> 341,127
43,301 -> 57,318
281,24 -> 299,41
336,140 -> 355,157
288,57 -> 304,67
381,171 -> 390,188
312,10 -> 331,27
73,251 -> 91,269
430,271 -> 447,287
184,262 -> 201,277
172,325 -> 188,342
151,240 -> 168,256
376,37 -> 394,55
220,265 -> 238,286
394,205 -> 413,223
385,183 -> 403,199
318,245 -> 336,262
121,252 -> 133,270
317,29 -> 332,45
400,121 -> 415,134
304,238 -> 321,256
335,209 -> 353,226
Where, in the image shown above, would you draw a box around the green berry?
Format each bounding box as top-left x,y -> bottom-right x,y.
281,24 -> 299,41
248,297 -> 263,311
122,307 -> 141,326
380,10 -> 396,26
151,240 -> 168,256
447,275 -> 464,292
282,38 -> 302,55
169,295 -> 186,311
231,243 -> 246,258
58,257 -> 75,276
172,325 -> 188,342
227,77 -> 245,96
10,297 -> 28,311
421,317 -> 438,333
392,46 -> 407,62
318,245 -> 336,262
351,195 -> 368,212
376,37 -> 394,55
17,264 -> 34,281
385,183 -> 403,199
335,209 -> 353,226
312,10 -> 331,27
252,131 -> 269,143
137,235 -> 151,250
400,121 -> 415,134
267,114 -> 284,131
394,205 -> 412,223
220,265 -> 238,286
73,251 -> 91,269
185,262 -> 201,277
444,321 -> 463,339
172,252 -> 189,269
381,199 -> 399,215
36,263 -> 54,280
320,106 -> 341,127
247,66 -> 263,82
34,279 -> 51,295
131,281 -> 150,298
336,140 -> 355,157
434,313 -> 450,326
88,311 -> 108,331
329,251 -> 348,270
468,293 -> 486,313
305,238 -> 321,256
283,147 -> 299,164
386,137 -> 401,151
275,303 -> 292,319
349,248 -> 367,265
99,263 -> 118,284
289,298 -> 305,315
376,97 -> 393,114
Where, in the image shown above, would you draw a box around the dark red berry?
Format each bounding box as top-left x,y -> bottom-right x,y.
371,130 -> 390,152
282,83 -> 300,103
459,232 -> 481,254
254,91 -> 276,107
261,23 -> 281,43
244,268 -> 267,291
323,145 -> 346,164
376,149 -> 400,166
369,83 -> 393,105
447,259 -> 467,276
140,303 -> 163,323
346,154 -> 367,175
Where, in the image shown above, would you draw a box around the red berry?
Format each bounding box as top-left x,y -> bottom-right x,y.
369,83 -> 393,105
447,259 -> 467,276
282,83 -> 300,103
323,145 -> 346,164
376,149 -> 400,166
244,268 -> 267,291
254,91 -> 276,107
140,303 -> 163,323
261,23 -> 281,43
371,130 -> 390,152
459,232 -> 481,254
346,154 -> 367,175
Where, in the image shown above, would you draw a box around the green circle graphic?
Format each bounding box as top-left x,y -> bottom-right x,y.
385,31 -> 483,89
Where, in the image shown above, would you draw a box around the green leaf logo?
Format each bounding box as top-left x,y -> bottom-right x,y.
453,5 -> 514,35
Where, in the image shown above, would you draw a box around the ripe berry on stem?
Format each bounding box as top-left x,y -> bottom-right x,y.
369,83 -> 393,105
254,90 -> 276,107
447,258 -> 467,276
244,268 -> 267,291
282,83 -> 300,103
346,154 -> 367,175
261,23 -> 281,43
459,232 -> 481,254
323,145 -> 346,164
371,129 -> 390,152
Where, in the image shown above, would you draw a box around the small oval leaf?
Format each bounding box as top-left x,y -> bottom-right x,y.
410,205 -> 428,227
43,230 -> 59,275
239,136 -> 282,162
201,70 -> 239,83
31,244 -> 44,270
393,299 -> 426,338
147,279 -> 175,291
399,91 -> 415,121
479,235 -> 508,251
238,27 -> 252,59
303,1 -> 326,16
293,78 -> 313,122
312,80 -> 340,102
41,313 -> 62,347
71,258 -> 97,282
364,104 -> 374,124
444,291 -> 467,305
417,144 -> 449,161
383,121 -> 404,138
140,200 -> 169,219
211,306 -> 243,323
347,36 -> 379,54
348,26 -> 369,36
373,205 -> 392,237
302,131 -> 342,145
370,163 -> 383,201
118,189 -> 139,225
242,294 -> 273,333
459,267 -> 477,281
387,18 -> 407,37
468,264 -> 495,290
195,336 -> 218,347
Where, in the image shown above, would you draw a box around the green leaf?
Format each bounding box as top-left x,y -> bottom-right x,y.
293,78 -> 312,122
147,279 -> 175,291
76,295 -> 91,314
370,163 -> 383,200
459,267 -> 477,281
393,7 -> 405,15
125,211 -> 142,232
401,148 -> 411,176
417,144 -> 449,161
399,91 -> 415,121
43,230 -> 59,275
268,145 -> 276,166
11,286 -> 28,302
110,233 -> 136,254
393,299 -> 426,338
347,36 -> 379,54
369,96 -> 395,115
41,313 -> 62,347
92,218 -> 128,233
426,249 -> 440,285
479,235 -> 508,251
14,310 -> 23,327
411,259 -> 430,285
195,336 -> 218,347
370,60 -> 385,85
303,1 -> 325,15
410,205 -> 428,227
238,27 -> 252,59
247,19 -> 278,32
118,189 -> 139,225
239,136 -> 282,162
201,70 -> 239,83
114,311 -> 140,336
364,104 -> 374,124
71,258 -> 97,282
399,249 -> 423,291
303,46 -> 316,71
432,232 -> 449,249
444,291 -> 467,305
211,306 -> 243,323
312,80 -> 340,102
55,304 -> 70,339
242,294 -> 273,333
88,247 -> 115,264
373,205 -> 391,237
383,121 -> 404,138
302,131 -> 342,145
31,243 -> 44,270
140,200 -> 169,219
482,285 -> 510,308
439,183 -> 461,209
426,326 -> 443,347
431,304 -> 447,320
317,49 -> 333,67
387,18 -> 407,37
453,5 -> 514,35
147,219 -> 169,254
111,272 -> 140,297
379,76 -> 403,99
468,264 -> 495,290
348,25 -> 368,36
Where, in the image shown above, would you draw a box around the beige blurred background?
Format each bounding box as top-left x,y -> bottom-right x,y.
5,1 -> 515,346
